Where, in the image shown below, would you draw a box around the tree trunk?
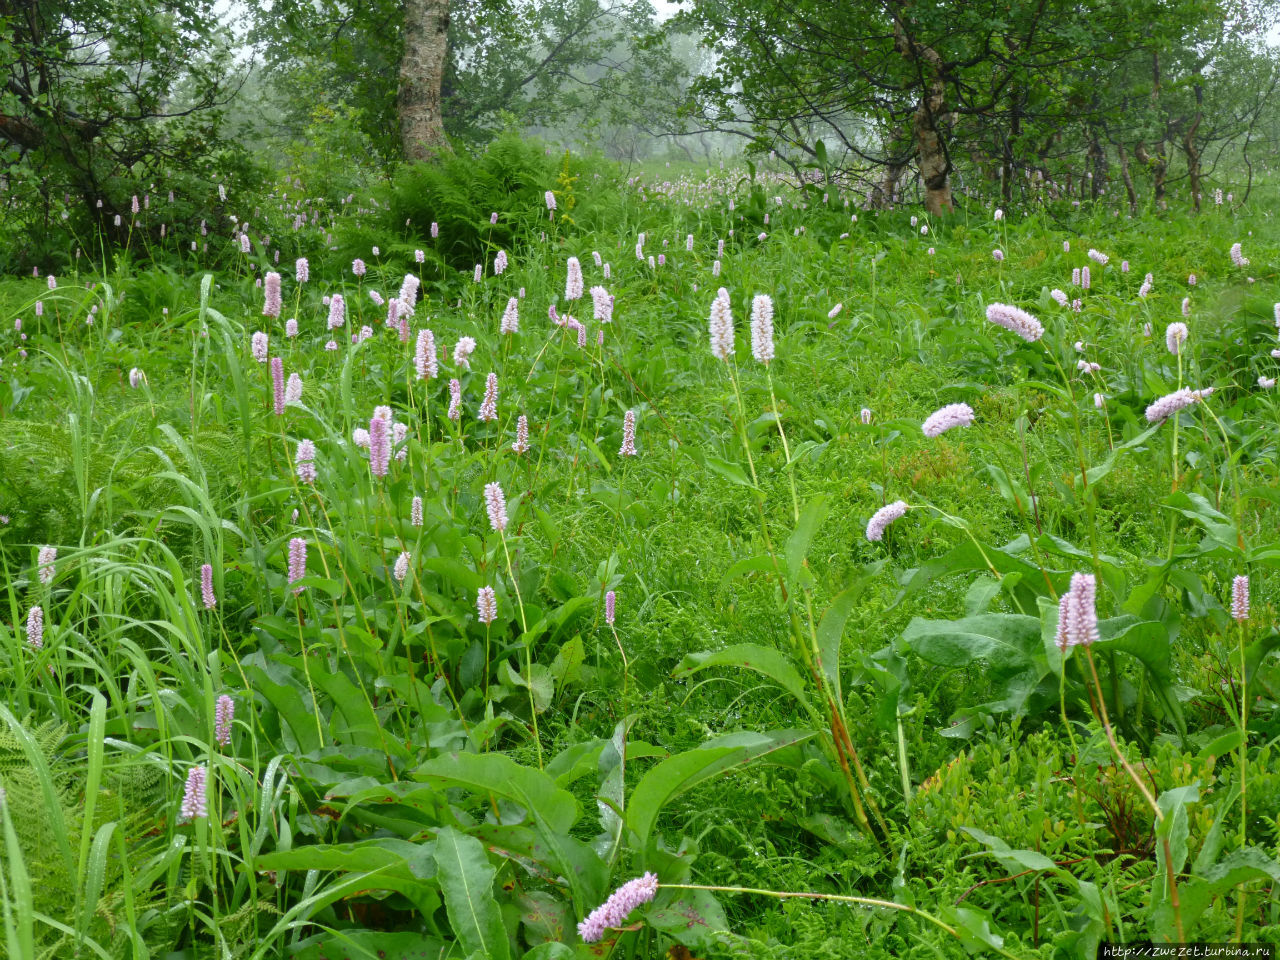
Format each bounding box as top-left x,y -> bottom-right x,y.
893,17 -> 953,214
1182,77 -> 1204,212
398,0 -> 451,161
1116,140 -> 1137,215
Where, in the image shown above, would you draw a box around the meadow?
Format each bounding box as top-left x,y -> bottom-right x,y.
2,142 -> 1280,959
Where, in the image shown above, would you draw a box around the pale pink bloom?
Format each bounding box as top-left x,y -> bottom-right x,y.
415,329 -> 438,379
271,357 -> 285,414
263,271 -> 282,317
369,416 -> 391,477
828,303 -> 842,319
1259,377 -> 1276,389
285,318 -> 298,337
512,415 -> 530,454
200,563 -> 216,609
327,294 -> 345,329
1231,575 -> 1249,621
1055,573 -> 1098,650
352,258 -> 366,277
484,482 -> 508,532
453,337 -> 476,369
985,303 -> 1043,342
1087,249 -> 1108,264
1230,242 -> 1249,267
26,605 -> 43,649
922,402 -> 974,437
447,379 -> 462,421
394,551 -> 411,584
1145,387 -> 1209,423
619,409 -> 637,456
411,496 -> 424,526
590,286 -> 613,322
500,298 -> 520,334
992,249 -> 1004,262
180,766 -> 208,822
251,331 -> 269,363
577,873 -> 659,943
1181,297 -> 1191,317
750,294 -> 774,364
1165,322 -> 1188,355
214,695 -> 234,745
860,408 -> 872,425
709,289 -> 734,360
478,373 -> 499,422
866,501 -> 907,542
477,586 -> 497,624
296,439 -> 317,483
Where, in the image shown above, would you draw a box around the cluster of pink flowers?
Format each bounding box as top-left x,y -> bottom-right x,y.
1145,387 -> 1212,423
180,766 -> 208,822
578,873 -> 659,943
296,439 -> 317,483
866,500 -> 908,542
985,303 -> 1043,343
619,410 -> 637,456
484,482 -> 509,533
214,695 -> 234,745
1055,573 -> 1098,650
477,586 -> 498,624
513,415 -> 530,454
750,294 -> 774,364
1231,575 -> 1250,622
922,402 -> 974,438
201,563 -> 217,609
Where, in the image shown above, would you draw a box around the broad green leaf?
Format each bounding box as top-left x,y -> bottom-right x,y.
627,730 -> 815,850
674,644 -> 817,719
435,827 -> 510,960
289,930 -> 450,960
785,495 -> 829,583
961,826 -> 1056,873
415,752 -> 580,835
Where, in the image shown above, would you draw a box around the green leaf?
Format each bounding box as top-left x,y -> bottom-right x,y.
817,569 -> 879,700
435,827 -> 510,960
627,730 -> 815,851
785,496 -> 829,583
704,455 -> 756,489
415,752 -> 580,834
961,826 -> 1056,873
289,930 -> 450,960
899,614 -> 1045,715
674,644 -> 817,719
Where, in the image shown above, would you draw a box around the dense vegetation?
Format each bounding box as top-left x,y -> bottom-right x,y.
2,129 -> 1280,958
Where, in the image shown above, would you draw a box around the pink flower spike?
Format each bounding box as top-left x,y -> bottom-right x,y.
578,873 -> 659,943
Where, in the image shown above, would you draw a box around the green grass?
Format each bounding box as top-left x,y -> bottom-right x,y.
2,164 -> 1280,959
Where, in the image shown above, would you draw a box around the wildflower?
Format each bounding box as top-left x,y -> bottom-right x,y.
1182,297 -> 1191,318
686,234 -> 694,251
1081,266 -> 1091,290
287,538 -> 307,590
992,249 -> 1004,262
828,303 -> 843,319
370,290 -> 385,307
180,766 -> 208,823
431,222 -> 439,238
619,409 -> 638,456
1087,249 -> 1108,265
1188,273 -> 1197,286
1077,359 -> 1101,374
994,209 -> 1003,221
1259,377 -> 1276,389
1063,240 -> 1070,252
285,373 -> 302,405
590,286 -> 613,323
545,191 -> 557,211
251,331 -> 269,363
712,259 -> 721,276
352,258 -> 366,277
47,275 -> 56,290
494,250 -> 508,275
648,255 -> 656,269
1072,268 -> 1081,286
399,274 -> 420,316
927,247 -> 935,255
479,373 -> 499,422
474,264 -> 483,283
866,500 -> 908,542
513,415 -> 530,454
861,408 -> 872,425
477,586 -> 497,624
1143,323 -> 1153,338
1138,276 -> 1152,298
201,563 -> 216,609
1230,243 -> 1249,267
605,590 -> 616,625
484,482 -> 508,533
239,233 -> 249,253
1094,393 -> 1105,409
263,272 -> 282,317
38,546 -> 56,585
215,695 -> 234,745
415,329 -> 438,379
1165,322 -> 1188,355
271,358 -> 285,415
577,873 -> 659,943
750,294 -> 774,364
369,416 -> 391,477
921,225 -> 928,235
985,303 -> 1044,342
394,551 -> 411,584
603,263 -> 611,279
415,249 -> 425,263
922,402 -> 975,438
447,379 -> 462,421
328,294 -> 345,329
1121,261 -> 1129,273
296,439 -> 317,483
26,605 -> 43,649
129,367 -> 145,388
1050,289 -> 1069,307
285,318 -> 298,337
453,337 -> 476,369
1055,573 -> 1098,650
1144,387 -> 1208,423
1231,575 -> 1249,621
